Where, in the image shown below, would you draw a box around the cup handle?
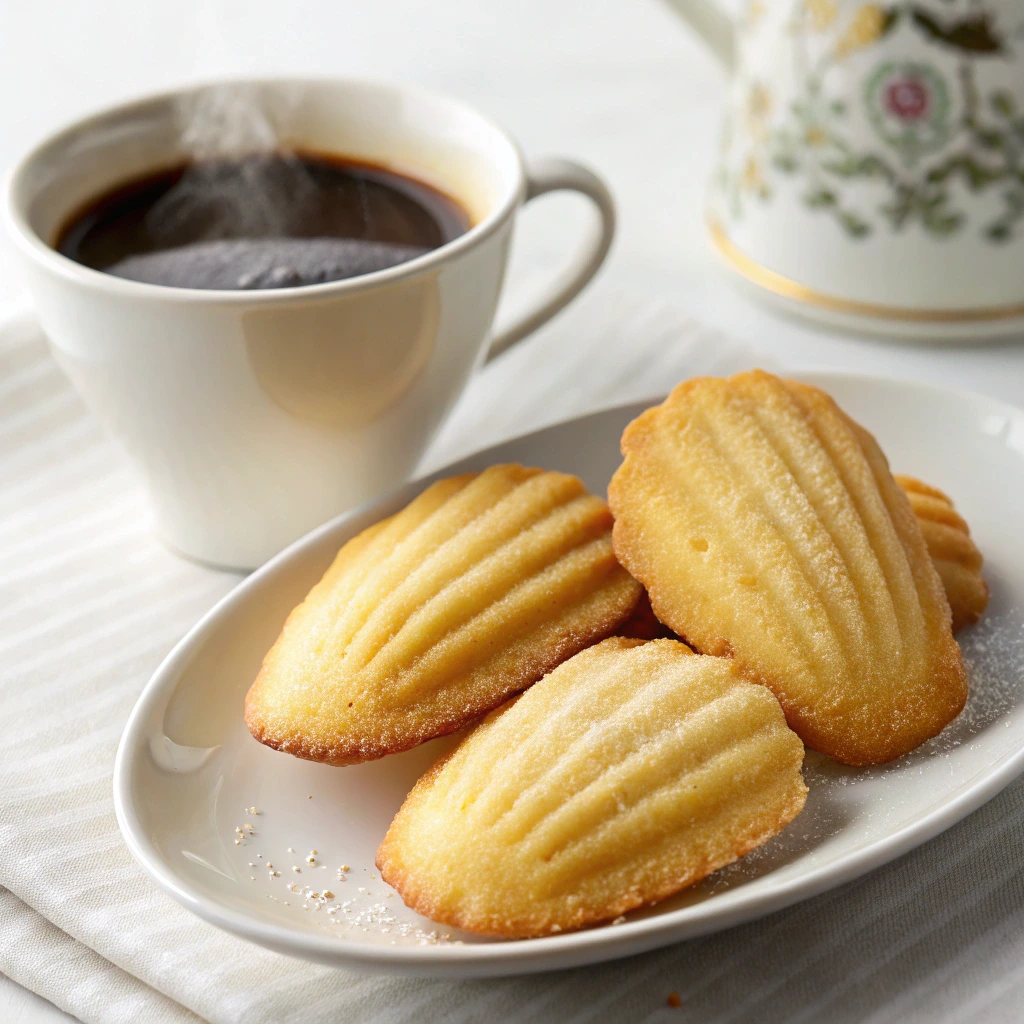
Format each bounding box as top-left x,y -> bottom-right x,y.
485,157 -> 616,362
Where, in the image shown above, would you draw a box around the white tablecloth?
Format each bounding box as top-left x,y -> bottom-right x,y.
3,292 -> 1024,1024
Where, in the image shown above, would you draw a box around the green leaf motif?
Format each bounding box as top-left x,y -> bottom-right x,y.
974,129 -> 1005,151
991,92 -> 1016,119
804,189 -> 837,208
923,206 -> 964,236
820,158 -> 861,178
936,154 -> 1006,191
879,9 -> 902,39
820,154 -> 894,182
839,212 -> 871,238
881,197 -> 913,230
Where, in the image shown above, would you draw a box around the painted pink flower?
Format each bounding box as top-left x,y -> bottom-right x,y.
866,61 -> 950,163
884,77 -> 930,121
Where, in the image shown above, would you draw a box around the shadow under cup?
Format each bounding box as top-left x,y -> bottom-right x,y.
5,80 -> 526,569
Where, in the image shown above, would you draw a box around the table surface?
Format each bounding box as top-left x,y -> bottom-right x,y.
3,0 -> 1023,1020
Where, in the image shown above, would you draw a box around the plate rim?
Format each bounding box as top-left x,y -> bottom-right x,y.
113,370 -> 1024,975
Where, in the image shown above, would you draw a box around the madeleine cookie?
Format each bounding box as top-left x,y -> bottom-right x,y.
608,371 -> 967,767
377,637 -> 807,937
896,475 -> 988,632
245,464 -> 642,765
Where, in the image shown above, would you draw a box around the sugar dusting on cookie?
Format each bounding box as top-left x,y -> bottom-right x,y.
928,608 -> 1023,751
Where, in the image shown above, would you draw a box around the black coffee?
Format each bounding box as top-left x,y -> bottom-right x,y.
55,151 -> 471,290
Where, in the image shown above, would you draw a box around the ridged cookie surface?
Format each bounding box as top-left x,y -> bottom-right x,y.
377,637 -> 807,937
245,464 -> 642,765
620,476 -> 987,643
618,477 -> 987,643
896,475 -> 988,632
608,371 -> 967,766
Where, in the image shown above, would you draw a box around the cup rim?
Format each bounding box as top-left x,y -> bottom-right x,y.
3,74 -> 527,305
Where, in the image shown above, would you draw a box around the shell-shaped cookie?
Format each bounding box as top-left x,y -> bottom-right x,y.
608,371 -> 967,767
896,475 -> 988,633
245,464 -> 642,765
377,637 -> 807,937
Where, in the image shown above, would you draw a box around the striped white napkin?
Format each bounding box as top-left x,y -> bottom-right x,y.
2,293 -> 1023,1024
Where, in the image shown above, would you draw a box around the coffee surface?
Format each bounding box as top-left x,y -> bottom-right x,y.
56,152 -> 470,290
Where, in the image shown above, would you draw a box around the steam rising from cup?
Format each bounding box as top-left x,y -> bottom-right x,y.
149,84 -> 318,242
77,84 -> 468,291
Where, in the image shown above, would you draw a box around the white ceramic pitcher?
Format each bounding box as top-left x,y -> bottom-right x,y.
666,0 -> 1024,340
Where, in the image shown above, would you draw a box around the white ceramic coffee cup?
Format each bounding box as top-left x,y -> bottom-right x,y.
4,78 -> 615,569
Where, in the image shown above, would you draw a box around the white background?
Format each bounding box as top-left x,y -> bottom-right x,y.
2,0 -> 1023,1019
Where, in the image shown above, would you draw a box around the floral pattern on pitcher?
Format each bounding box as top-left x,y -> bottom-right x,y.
717,0 -> 1024,241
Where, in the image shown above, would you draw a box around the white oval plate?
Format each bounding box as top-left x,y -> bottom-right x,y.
114,372 -> 1024,977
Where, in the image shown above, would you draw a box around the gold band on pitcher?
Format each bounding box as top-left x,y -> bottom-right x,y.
708,218 -> 1024,324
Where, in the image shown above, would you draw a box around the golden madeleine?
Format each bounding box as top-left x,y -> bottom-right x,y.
608,371 -> 967,767
618,473 -> 986,644
245,464 -> 642,765
896,475 -> 988,632
377,637 -> 807,937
